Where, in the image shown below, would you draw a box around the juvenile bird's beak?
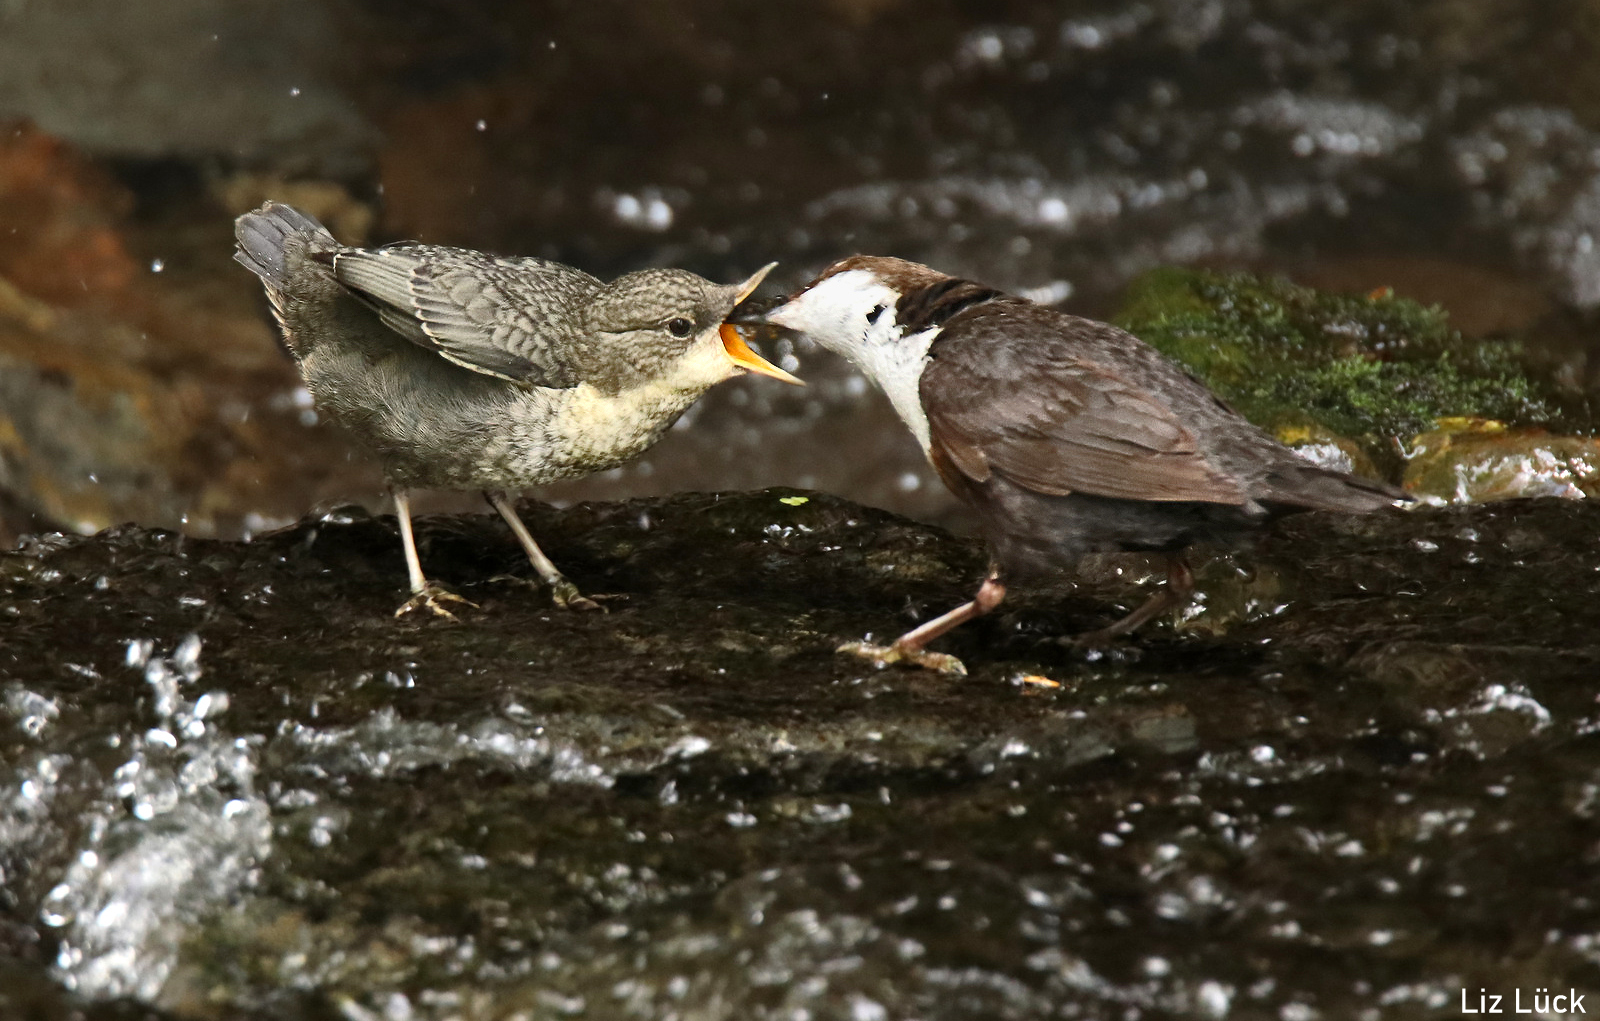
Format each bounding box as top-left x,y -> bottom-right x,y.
720,324 -> 804,385
734,262 -> 778,304
719,262 -> 804,385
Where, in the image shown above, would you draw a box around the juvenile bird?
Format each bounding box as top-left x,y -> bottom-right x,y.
738,256 -> 1405,674
235,202 -> 799,617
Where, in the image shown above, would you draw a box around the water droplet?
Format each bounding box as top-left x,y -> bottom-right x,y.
173,634 -> 202,674
1196,980 -> 1233,1018
125,639 -> 154,668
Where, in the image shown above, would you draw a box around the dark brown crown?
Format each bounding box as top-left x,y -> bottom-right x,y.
807,255 -> 953,295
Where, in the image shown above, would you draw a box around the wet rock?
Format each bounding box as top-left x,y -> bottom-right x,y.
0,122 -> 380,538
1290,256 -> 1556,339
1116,267 -> 1596,500
3,489 -> 1600,1017
0,0 -> 377,176
0,120 -> 137,307
1402,420 -> 1600,502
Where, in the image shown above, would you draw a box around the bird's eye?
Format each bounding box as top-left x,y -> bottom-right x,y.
667,317 -> 695,338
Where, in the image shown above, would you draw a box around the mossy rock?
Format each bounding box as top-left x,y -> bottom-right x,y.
1114,268 -> 1589,494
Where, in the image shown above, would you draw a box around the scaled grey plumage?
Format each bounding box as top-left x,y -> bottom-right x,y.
235,201 -> 794,616
742,255 -> 1407,673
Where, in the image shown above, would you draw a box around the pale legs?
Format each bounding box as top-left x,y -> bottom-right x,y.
392,488 -> 478,619
484,491 -> 601,611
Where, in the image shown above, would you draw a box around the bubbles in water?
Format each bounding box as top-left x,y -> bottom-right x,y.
283,707 -> 613,787
32,637 -> 271,1001
5,685 -> 60,737
1196,980 -> 1234,1017
606,189 -> 676,231
809,802 -> 852,824
664,734 -> 710,759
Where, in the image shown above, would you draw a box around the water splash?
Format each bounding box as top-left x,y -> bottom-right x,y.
39,636 -> 271,1002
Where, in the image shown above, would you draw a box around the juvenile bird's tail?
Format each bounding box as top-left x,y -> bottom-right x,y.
233,202 -> 338,293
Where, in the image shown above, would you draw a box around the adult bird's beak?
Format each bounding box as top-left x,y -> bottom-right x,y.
725,293 -> 787,325
719,262 -> 804,385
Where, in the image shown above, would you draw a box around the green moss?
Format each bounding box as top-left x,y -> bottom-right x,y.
1113,269 -> 1574,444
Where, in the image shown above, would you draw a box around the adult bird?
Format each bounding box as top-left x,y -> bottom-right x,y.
735,255 -> 1404,674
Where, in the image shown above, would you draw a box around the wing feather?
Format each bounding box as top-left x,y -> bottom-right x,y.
330,246 -> 601,388
921,306 -> 1248,505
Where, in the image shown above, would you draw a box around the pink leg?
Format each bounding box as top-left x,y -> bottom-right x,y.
1077,557 -> 1195,645
839,569 -> 1007,676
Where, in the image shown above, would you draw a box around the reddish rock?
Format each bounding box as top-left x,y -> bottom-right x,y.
0,120 -> 138,307
0,122 -> 385,539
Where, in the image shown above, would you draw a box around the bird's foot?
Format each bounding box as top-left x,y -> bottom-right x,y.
488,573 -> 615,612
550,577 -> 609,612
837,641 -> 968,677
395,583 -> 479,621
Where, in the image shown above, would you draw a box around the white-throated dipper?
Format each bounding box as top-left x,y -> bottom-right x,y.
736,255 -> 1406,674
235,201 -> 800,618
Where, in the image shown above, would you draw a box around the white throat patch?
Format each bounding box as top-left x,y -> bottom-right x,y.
769,269 -> 939,451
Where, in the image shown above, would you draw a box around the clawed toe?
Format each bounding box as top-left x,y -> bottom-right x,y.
550,578 -> 611,612
836,641 -> 968,677
487,573 -> 620,611
395,583 -> 479,621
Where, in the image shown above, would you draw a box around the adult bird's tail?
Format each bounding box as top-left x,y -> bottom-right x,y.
1260,460 -> 1410,514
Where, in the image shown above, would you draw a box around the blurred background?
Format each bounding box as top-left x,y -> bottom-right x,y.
1,0 -> 1598,542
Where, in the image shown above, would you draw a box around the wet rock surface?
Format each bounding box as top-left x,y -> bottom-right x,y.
1114,268 -> 1600,503
4,490 -> 1600,1018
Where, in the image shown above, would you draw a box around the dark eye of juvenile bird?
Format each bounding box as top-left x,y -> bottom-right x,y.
667,317 -> 695,338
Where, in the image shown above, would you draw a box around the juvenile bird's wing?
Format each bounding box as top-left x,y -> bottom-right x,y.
921,306 -> 1247,505
327,245 -> 602,388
